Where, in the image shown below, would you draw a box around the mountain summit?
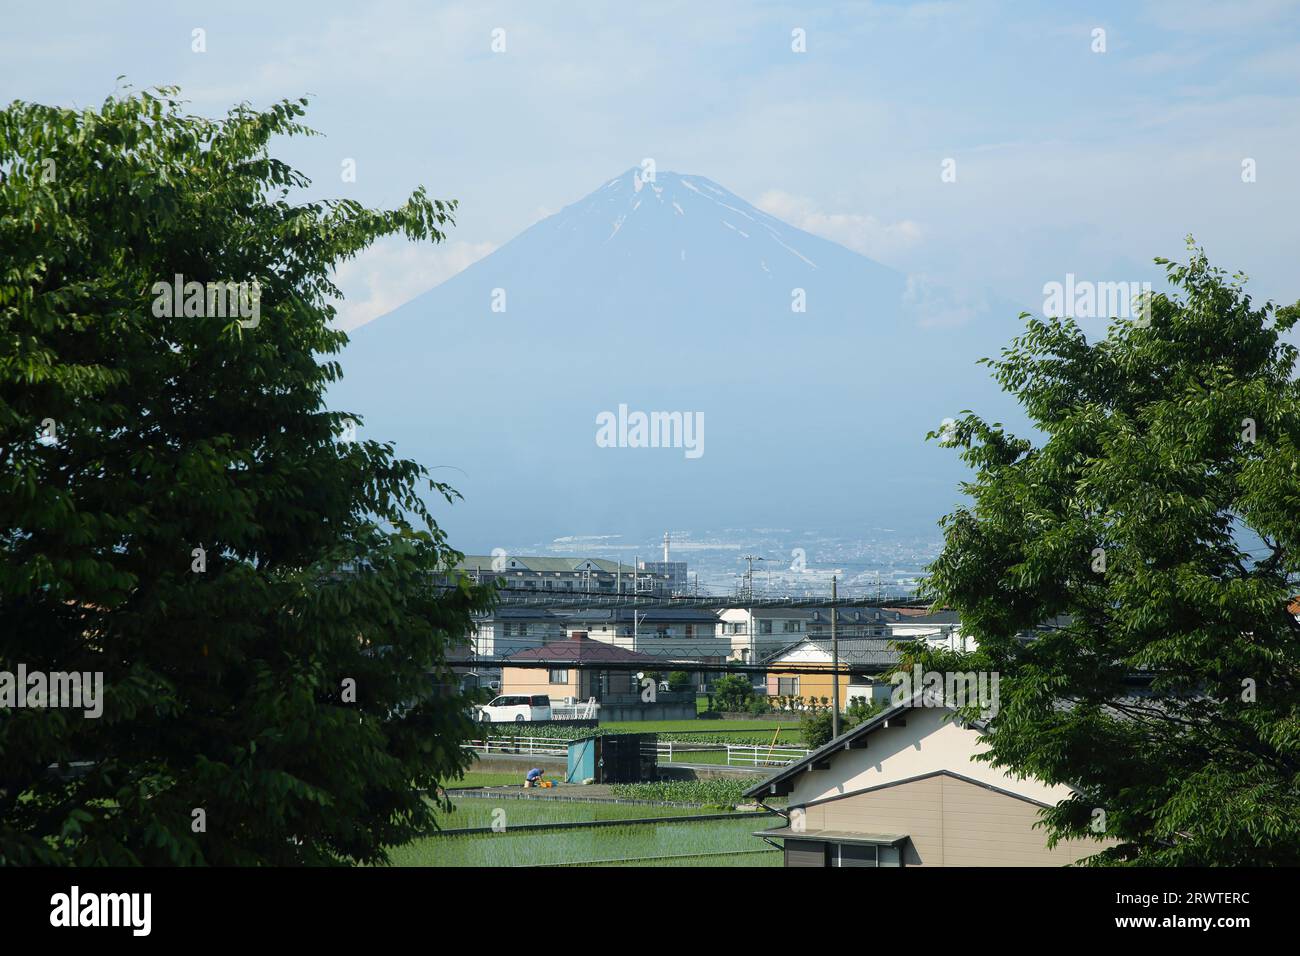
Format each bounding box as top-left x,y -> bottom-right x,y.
333,169 -> 1019,545
517,167 -> 895,293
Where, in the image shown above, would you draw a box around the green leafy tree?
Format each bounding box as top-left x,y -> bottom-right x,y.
666,670 -> 692,693
845,695 -> 881,728
0,89 -> 493,864
799,708 -> 835,748
711,674 -> 753,713
923,242 -> 1300,865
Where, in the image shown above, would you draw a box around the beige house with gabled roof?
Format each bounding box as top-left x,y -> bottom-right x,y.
745,690 -> 1113,867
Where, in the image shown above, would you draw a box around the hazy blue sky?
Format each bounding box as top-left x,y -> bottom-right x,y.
5,0 -> 1299,333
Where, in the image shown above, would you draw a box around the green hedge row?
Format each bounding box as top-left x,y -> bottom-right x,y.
607,779 -> 751,807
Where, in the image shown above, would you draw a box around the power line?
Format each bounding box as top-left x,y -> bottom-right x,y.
446,658 -> 893,676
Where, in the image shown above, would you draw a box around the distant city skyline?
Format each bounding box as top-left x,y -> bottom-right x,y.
478,526 -> 943,598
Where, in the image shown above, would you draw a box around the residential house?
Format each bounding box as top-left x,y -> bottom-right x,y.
561,607 -> 726,693
887,608 -> 967,651
745,690 -> 1112,867
469,606 -> 567,658
717,605 -> 936,663
452,555 -> 677,595
805,607 -> 894,640
716,607 -> 818,662
563,607 -> 724,656
499,633 -> 663,704
762,636 -> 899,706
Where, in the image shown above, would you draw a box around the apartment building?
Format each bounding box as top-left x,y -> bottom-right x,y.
452,555 -> 678,595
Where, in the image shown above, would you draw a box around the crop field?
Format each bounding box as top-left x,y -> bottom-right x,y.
444,771 -> 530,789
391,810 -> 779,867
606,779 -> 753,805
428,796 -> 724,830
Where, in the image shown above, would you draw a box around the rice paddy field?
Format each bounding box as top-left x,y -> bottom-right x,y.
444,771 -> 530,789
428,795 -> 727,830
391,806 -> 780,867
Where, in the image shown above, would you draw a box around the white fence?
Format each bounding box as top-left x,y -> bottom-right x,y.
551,698 -> 599,720
465,736 -> 812,768
464,736 -> 569,757
656,741 -> 812,767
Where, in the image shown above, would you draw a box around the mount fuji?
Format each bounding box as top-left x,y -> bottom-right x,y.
331,168 -> 1025,547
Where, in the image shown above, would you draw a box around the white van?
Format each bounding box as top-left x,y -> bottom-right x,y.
477,694 -> 552,722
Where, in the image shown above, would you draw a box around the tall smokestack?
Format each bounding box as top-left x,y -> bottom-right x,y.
663,531 -> 670,563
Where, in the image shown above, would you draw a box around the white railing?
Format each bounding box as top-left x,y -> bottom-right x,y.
466,736 -> 812,767
724,743 -> 811,767
654,741 -> 812,767
464,736 -> 569,757
551,698 -> 599,720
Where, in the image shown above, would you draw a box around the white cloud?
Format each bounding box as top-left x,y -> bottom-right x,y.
755,190 -> 922,262
330,238 -> 496,331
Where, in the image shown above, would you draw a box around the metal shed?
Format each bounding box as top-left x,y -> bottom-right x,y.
565,733 -> 657,784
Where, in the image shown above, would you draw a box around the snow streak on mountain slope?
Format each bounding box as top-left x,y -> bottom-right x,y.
332,168 -> 1023,546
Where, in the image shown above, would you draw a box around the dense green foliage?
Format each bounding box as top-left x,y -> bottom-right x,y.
799,708 -> 835,748
666,670 -> 692,692
709,674 -> 754,712
608,778 -> 750,807
845,695 -> 882,726
923,243 -> 1300,865
798,698 -> 882,748
0,89 -> 493,864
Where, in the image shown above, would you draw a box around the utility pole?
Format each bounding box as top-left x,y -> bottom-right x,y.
741,555 -> 764,665
831,575 -> 841,739
632,608 -> 646,650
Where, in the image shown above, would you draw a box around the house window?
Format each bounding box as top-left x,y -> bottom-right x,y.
548,669 -> 568,684
828,843 -> 878,867
782,621 -> 801,633
778,677 -> 800,696
760,620 -> 773,635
